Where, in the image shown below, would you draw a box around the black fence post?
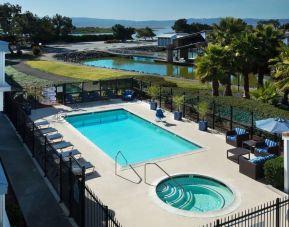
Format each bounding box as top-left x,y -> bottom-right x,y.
276,198 -> 280,227
215,219 -> 221,227
99,80 -> 102,98
130,77 -> 133,90
32,123 -> 35,157
159,85 -> 162,108
230,106 -> 233,130
68,156 -> 73,217
81,167 -> 86,227
170,88 -> 173,112
197,95 -> 200,122
140,80 -> 143,101
251,112 -> 254,139
59,154 -> 63,203
183,92 -> 186,117
44,138 -> 47,177
105,205 -> 109,227
212,101 -> 216,130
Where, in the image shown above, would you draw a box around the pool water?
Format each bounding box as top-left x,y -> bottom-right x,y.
156,175 -> 235,213
65,109 -> 201,166
82,57 -> 195,79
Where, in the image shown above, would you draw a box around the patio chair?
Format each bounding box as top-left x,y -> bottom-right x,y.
239,154 -> 275,179
122,89 -> 135,101
226,127 -> 250,147
155,108 -> 165,121
82,91 -> 99,102
52,141 -> 74,150
60,149 -> 81,160
65,94 -> 75,104
254,139 -> 279,156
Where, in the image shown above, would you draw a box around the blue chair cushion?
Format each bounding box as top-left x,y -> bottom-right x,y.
255,147 -> 268,153
235,128 -> 246,135
250,154 -> 275,164
227,135 -> 237,141
264,139 -> 277,148
156,109 -> 165,118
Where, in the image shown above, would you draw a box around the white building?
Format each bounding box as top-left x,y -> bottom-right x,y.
157,33 -> 177,47
0,162 -> 10,227
0,41 -> 11,111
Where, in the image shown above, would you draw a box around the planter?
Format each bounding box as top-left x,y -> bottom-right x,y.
174,111 -> 183,121
150,101 -> 158,110
199,120 -> 208,131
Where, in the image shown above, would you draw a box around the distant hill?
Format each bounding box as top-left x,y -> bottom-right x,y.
72,17 -> 289,28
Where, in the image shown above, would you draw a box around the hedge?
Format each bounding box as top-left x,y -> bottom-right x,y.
264,157 -> 284,190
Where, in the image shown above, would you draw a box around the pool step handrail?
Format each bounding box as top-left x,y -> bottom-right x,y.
115,151 -> 142,184
144,162 -> 185,192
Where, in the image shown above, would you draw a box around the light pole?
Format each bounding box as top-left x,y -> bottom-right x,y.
282,132 -> 289,194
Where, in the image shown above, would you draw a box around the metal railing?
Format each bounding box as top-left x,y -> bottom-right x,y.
144,162 -> 184,191
115,151 -> 142,184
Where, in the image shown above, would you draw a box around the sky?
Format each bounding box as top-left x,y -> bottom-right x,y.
2,0 -> 289,20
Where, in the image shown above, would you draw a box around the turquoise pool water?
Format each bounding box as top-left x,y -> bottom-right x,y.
82,57 -> 195,79
156,175 -> 234,213
65,109 -> 200,166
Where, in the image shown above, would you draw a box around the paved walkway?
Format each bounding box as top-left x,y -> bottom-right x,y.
13,62 -> 75,82
0,113 -> 72,227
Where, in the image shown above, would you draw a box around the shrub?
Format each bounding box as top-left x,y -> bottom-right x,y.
198,101 -> 209,121
172,95 -> 185,111
32,46 -> 41,56
134,75 -> 177,87
147,85 -> 159,101
264,156 -> 284,190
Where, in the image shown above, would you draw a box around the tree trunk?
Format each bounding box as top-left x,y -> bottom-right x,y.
258,74 -> 264,88
243,71 -> 250,99
224,74 -> 233,96
212,80 -> 219,96
282,90 -> 289,105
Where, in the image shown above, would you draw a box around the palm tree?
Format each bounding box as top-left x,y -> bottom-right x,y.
270,46 -> 289,104
254,24 -> 283,87
209,17 -> 248,46
195,44 -> 227,96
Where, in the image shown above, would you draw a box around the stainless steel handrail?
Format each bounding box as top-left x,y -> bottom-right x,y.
115,151 -> 142,184
144,162 -> 185,191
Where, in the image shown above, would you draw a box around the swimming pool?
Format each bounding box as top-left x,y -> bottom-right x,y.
65,109 -> 201,166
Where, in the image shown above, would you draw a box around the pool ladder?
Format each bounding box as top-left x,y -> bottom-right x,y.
115,151 -> 142,184
144,162 -> 185,192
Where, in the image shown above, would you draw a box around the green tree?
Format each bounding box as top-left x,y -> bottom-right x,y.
172,19 -> 190,33
251,81 -> 278,103
0,3 -> 21,35
258,19 -> 280,29
136,27 -> 156,40
112,24 -> 135,41
195,44 -> 228,96
52,14 -> 74,39
270,46 -> 289,104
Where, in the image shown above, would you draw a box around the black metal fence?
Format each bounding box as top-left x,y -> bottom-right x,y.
3,92 -> 122,227
201,197 -> 289,227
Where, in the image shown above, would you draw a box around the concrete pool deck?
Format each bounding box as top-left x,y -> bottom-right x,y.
30,100 -> 286,227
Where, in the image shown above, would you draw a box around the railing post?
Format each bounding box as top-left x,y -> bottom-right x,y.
212,101 -> 216,130
251,111 -> 254,139
68,156 -> 72,217
99,80 -> 102,98
230,106 -> 233,130
197,95 -> 200,122
32,123 -> 35,157
44,138 -> 47,177
215,219 -> 221,227
140,80 -> 143,101
81,167 -> 86,227
276,198 -> 280,227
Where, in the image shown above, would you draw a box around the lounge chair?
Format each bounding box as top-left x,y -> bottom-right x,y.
254,139 -> 279,156
65,94 -> 75,104
52,141 -> 74,150
226,127 -> 250,147
34,119 -> 49,128
71,158 -> 95,175
82,91 -> 99,102
46,133 -> 63,142
40,127 -> 58,135
122,89 -> 135,101
239,154 -> 275,179
60,149 -> 81,159
155,108 -> 165,121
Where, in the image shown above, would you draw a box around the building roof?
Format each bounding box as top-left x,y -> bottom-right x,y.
157,33 -> 177,38
0,41 -> 9,52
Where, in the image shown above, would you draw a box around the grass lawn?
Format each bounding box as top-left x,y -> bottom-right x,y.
25,60 -> 135,80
